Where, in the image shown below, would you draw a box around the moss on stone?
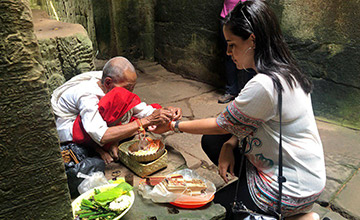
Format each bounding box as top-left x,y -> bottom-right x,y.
0,1 -> 72,219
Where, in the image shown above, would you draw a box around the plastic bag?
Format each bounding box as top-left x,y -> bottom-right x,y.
65,157 -> 105,198
77,171 -> 109,194
138,168 -> 216,203
60,143 -> 106,198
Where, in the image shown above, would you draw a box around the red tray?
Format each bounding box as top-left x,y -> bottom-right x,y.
170,194 -> 214,209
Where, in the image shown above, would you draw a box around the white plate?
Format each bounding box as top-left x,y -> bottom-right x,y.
71,184 -> 135,220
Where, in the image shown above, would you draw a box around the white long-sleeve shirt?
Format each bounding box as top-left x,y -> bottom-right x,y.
51,71 -> 155,145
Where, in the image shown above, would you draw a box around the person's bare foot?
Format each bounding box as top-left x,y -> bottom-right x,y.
109,144 -> 119,161
95,147 -> 113,164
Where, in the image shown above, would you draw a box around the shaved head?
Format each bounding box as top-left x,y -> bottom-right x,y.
101,57 -> 136,84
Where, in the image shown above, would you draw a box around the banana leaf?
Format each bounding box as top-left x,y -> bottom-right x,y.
93,182 -> 133,206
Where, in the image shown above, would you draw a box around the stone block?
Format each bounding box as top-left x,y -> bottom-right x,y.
155,44 -> 223,87
33,9 -> 95,93
155,0 -> 222,31
333,171 -> 360,220
311,204 -> 347,220
324,156 -> 356,184
317,179 -> 342,206
42,0 -> 97,51
100,0 -> 155,60
317,120 -> 360,164
155,22 -> 220,56
312,78 -> 360,129
0,1 -> 72,219
188,92 -> 226,119
133,75 -> 214,106
271,0 -> 360,128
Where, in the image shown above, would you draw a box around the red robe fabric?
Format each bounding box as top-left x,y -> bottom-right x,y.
72,87 -> 160,150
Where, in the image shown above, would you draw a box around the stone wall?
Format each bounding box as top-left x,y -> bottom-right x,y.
102,0 -> 154,61
30,0 -> 360,128
270,0 -> 360,128
155,0 -> 360,129
0,1 -> 72,219
274,0 -> 360,128
33,0 -> 155,61
155,0 -> 224,87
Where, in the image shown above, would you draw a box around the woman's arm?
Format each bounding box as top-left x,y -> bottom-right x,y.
218,135 -> 238,182
170,118 -> 229,135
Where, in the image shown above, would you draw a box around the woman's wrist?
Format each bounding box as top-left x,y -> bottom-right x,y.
173,120 -> 183,133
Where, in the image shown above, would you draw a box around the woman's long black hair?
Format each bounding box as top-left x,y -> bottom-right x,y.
224,0 -> 313,94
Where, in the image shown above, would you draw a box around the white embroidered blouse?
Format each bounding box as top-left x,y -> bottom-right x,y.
217,73 -> 326,198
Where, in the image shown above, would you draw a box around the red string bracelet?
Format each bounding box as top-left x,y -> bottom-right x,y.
136,119 -> 145,133
168,120 -> 174,131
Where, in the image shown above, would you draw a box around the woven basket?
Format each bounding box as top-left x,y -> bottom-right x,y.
128,140 -> 165,162
118,140 -> 168,178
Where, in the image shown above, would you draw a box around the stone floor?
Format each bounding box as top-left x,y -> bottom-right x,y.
99,60 -> 360,220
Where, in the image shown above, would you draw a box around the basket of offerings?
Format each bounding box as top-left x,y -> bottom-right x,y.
118,138 -> 167,177
128,138 -> 165,163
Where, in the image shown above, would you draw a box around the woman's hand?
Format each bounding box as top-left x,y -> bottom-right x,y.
147,123 -> 171,134
218,135 -> 238,183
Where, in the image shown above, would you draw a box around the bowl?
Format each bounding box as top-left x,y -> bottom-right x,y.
71,184 -> 134,220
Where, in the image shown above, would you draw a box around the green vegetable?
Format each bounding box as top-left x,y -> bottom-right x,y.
94,188 -> 101,195
75,209 -> 93,215
93,182 -> 133,206
79,205 -> 91,210
88,212 -> 116,219
79,211 -> 100,218
76,183 -> 132,219
81,199 -> 97,210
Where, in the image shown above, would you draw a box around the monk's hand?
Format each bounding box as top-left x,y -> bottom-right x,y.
146,108 -> 173,126
218,136 -> 238,183
165,106 -> 182,121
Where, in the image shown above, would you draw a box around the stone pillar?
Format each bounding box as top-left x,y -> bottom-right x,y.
0,1 -> 72,219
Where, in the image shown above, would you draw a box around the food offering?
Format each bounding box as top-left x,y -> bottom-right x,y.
139,169 -> 216,208
117,138 -> 168,178
158,175 -> 207,196
72,182 -> 134,220
128,137 -> 165,163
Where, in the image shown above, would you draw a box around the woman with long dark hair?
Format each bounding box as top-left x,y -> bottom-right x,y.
152,1 -> 325,219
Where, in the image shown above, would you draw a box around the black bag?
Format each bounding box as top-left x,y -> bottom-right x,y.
231,84 -> 285,220
60,143 -> 105,198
